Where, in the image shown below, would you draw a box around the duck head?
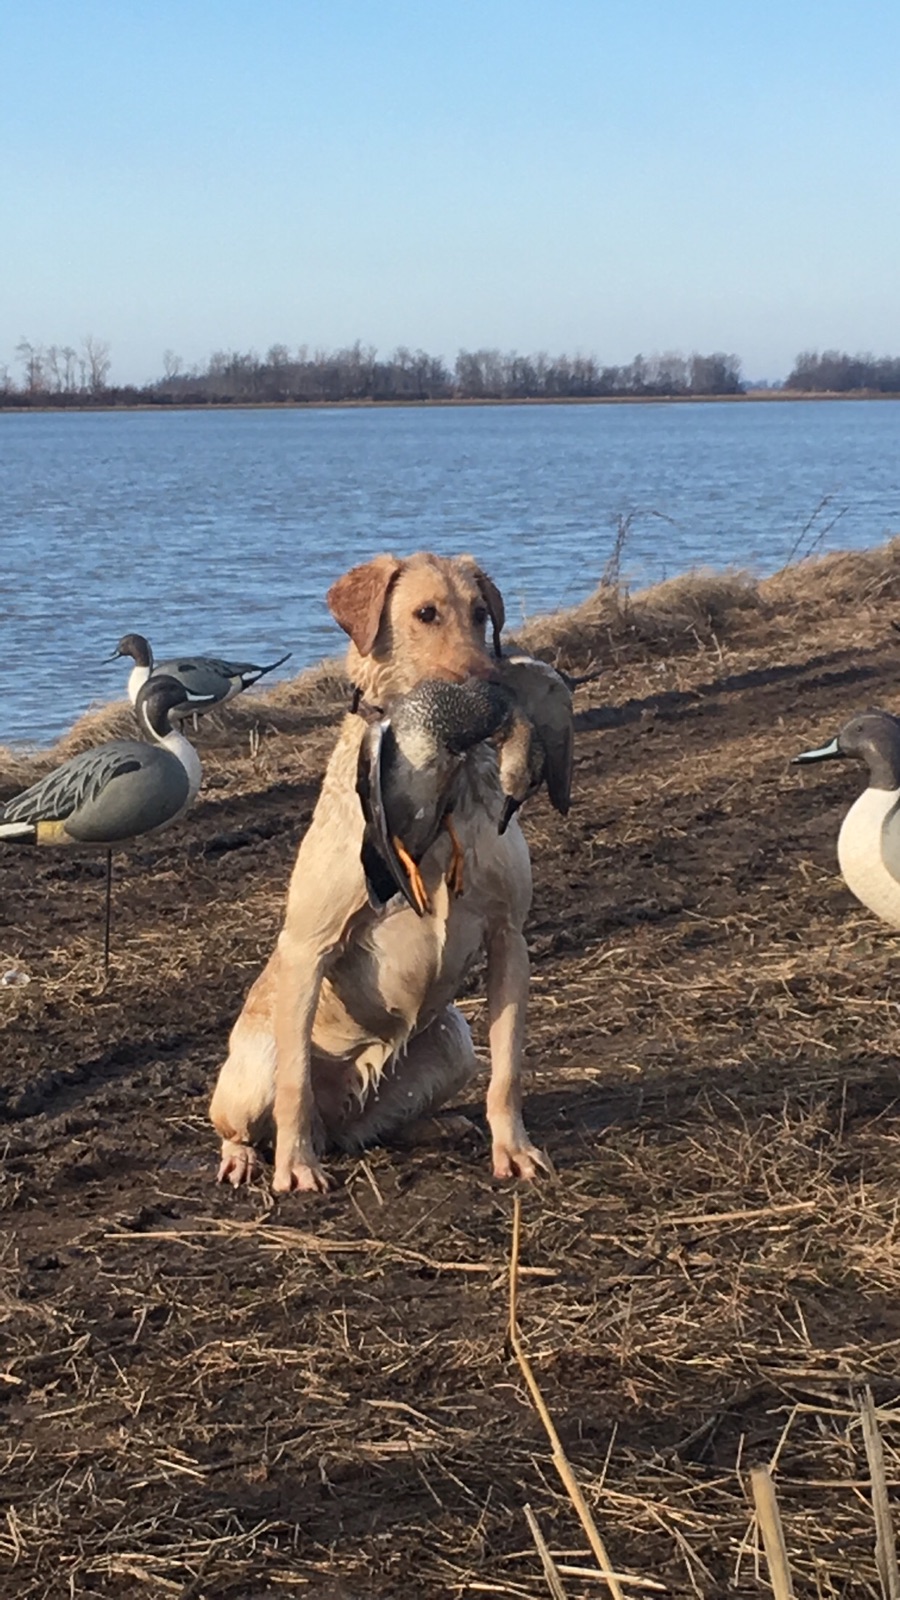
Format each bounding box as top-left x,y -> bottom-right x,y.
135,675 -> 216,739
105,633 -> 153,668
794,710 -> 900,791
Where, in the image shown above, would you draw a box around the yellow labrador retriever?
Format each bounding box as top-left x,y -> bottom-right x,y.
209,552 -> 547,1191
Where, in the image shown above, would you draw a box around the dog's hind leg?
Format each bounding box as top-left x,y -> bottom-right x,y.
329,1006 -> 479,1151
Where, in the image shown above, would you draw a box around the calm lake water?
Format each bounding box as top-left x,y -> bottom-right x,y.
2,400 -> 900,745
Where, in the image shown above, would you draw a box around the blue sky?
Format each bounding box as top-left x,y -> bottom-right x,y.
2,0 -> 898,385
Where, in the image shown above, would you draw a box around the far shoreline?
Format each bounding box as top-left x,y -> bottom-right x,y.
3,389 -> 900,416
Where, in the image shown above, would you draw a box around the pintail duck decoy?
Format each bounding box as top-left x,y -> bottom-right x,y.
356,678 -> 513,915
794,709 -> 900,928
106,632 -> 292,718
0,676 -> 215,970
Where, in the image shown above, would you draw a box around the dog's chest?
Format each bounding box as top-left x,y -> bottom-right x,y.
323,808 -> 516,1045
328,860 -> 486,1033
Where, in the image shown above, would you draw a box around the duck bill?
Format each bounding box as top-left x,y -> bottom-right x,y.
792,737 -> 843,765
102,649 -> 124,664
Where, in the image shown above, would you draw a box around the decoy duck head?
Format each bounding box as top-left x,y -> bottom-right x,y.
135,675 -> 215,739
794,709 -> 900,791
106,632 -> 153,668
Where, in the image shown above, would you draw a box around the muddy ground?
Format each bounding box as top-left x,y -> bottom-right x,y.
4,550 -> 900,1598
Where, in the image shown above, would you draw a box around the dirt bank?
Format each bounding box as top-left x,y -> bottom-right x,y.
4,544 -> 900,1597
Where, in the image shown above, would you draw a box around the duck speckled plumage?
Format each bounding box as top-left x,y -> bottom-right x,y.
357,677 -> 514,914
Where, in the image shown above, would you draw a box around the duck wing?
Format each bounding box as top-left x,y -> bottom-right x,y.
155,657 -> 231,701
162,652 -> 292,690
215,651 -> 292,683
2,740 -> 148,825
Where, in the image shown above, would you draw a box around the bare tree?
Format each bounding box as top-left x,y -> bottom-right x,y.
45,346 -> 63,392
162,349 -> 183,380
61,346 -> 78,392
264,343 -> 291,400
82,335 -> 112,393
651,351 -> 689,393
16,338 -> 46,393
784,349 -> 900,392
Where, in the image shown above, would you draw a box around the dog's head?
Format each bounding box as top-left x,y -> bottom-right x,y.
327,552 -> 505,701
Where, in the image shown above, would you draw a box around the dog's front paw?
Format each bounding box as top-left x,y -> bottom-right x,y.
273,1151 -> 332,1193
491,1133 -> 553,1181
217,1139 -> 264,1187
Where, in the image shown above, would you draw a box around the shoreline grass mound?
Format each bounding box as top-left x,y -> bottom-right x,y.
520,534 -> 900,672
519,564 -> 761,669
4,535 -> 900,799
765,532 -> 900,612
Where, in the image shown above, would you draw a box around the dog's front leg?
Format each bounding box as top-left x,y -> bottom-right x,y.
485,923 -> 548,1180
266,730 -> 372,1193
272,929 -> 330,1192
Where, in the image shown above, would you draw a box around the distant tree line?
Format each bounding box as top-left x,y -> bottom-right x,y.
5,335 -> 113,398
13,340 -> 900,405
784,350 -> 900,393
0,338 -> 746,406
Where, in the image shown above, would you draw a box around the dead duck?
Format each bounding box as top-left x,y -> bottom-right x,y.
793,709 -> 900,928
356,677 -> 513,915
494,653 -> 575,831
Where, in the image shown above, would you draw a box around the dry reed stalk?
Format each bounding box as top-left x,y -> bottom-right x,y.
647,1507 -> 711,1597
556,1568 -> 666,1593
509,1195 -> 627,1600
466,1584 -> 545,1597
104,1221 -> 558,1278
658,1200 -> 817,1228
523,1504 -> 570,1600
860,1388 -> 900,1600
750,1467 -> 795,1600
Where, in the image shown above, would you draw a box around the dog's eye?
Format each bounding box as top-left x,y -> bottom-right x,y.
473,604 -> 488,626
415,605 -> 439,624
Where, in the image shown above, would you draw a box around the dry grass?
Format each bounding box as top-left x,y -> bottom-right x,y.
6,1079 -> 900,1597
519,533 -> 900,676
519,567 -> 761,672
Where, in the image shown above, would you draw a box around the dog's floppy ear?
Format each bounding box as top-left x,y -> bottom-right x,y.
461,558 -> 505,659
327,555 -> 402,657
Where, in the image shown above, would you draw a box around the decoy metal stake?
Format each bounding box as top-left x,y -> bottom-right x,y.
103,850 -> 113,976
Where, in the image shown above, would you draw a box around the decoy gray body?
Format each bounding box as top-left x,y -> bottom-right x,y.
1,676 -> 214,971
493,653 -> 575,832
356,677 -> 514,914
107,632 -> 292,717
0,676 -> 210,847
794,709 -> 900,928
